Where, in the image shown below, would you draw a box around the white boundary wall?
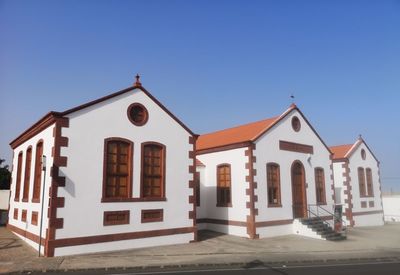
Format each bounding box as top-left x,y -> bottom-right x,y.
382,196 -> 400,222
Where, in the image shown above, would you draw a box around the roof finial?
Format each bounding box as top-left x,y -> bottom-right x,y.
134,74 -> 142,87
290,94 -> 296,108
358,134 -> 362,140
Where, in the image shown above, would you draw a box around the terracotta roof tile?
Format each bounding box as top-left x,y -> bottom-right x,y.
196,116 -> 279,151
329,144 -> 353,159
196,158 -> 205,167
196,104 -> 333,155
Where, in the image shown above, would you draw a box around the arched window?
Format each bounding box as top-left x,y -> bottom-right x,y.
366,168 -> 374,197
358,167 -> 366,197
141,142 -> 165,198
32,141 -> 43,202
216,164 -> 231,207
103,138 -> 133,200
22,147 -> 32,202
314,167 -> 326,205
14,152 -> 23,201
267,163 -> 281,206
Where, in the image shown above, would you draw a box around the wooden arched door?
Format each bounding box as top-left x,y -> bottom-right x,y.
291,161 -> 307,218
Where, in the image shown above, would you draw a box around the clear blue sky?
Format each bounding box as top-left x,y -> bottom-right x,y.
1,0 -> 399,191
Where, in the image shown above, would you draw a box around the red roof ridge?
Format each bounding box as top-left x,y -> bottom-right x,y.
251,104 -> 297,141
200,104 -> 296,140
329,144 -> 353,149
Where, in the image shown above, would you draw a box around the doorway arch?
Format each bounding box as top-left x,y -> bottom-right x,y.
291,160 -> 307,218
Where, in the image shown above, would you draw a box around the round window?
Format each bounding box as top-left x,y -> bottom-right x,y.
127,103 -> 148,126
291,116 -> 301,132
361,149 -> 366,160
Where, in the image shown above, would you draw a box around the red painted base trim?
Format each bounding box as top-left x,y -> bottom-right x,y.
352,210 -> 383,216
255,219 -> 293,227
7,223 -> 46,245
49,226 -> 195,248
197,218 -> 247,227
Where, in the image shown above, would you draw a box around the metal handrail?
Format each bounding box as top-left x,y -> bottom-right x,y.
307,204 -> 347,236
306,206 -> 332,230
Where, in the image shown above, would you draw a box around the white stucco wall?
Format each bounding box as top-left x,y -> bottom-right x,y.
348,142 -> 383,226
55,88 -> 194,250
254,109 -> 334,238
196,147 -> 249,237
8,124 -> 55,253
332,162 -> 345,205
382,196 -> 400,222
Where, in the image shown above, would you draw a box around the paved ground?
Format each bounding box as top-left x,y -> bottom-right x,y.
1,224 -> 400,274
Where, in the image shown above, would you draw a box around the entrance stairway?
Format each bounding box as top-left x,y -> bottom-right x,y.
300,217 -> 346,241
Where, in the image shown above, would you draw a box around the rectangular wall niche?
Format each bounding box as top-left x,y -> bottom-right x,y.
21,209 -> 27,222
31,211 -> 38,225
141,209 -> 163,223
103,210 -> 130,226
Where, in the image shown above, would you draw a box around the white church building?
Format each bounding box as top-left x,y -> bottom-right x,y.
330,137 -> 384,227
7,76 -> 384,256
7,76 -> 197,256
195,104 -> 337,239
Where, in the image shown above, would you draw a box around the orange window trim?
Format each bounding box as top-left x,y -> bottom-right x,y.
366,168 -> 374,197
358,167 -> 366,197
102,138 -> 133,201
314,167 -> 326,205
22,147 -> 32,202
32,140 -> 44,202
216,164 -> 232,207
14,152 -> 23,201
267,163 -> 282,206
140,142 -> 166,199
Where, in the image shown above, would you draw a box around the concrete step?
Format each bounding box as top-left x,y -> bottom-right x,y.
300,218 -> 346,242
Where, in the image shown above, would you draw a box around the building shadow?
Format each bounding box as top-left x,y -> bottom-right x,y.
0,237 -> 21,250
197,229 -> 226,241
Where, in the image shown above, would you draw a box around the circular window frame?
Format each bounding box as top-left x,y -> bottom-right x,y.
291,116 -> 301,132
127,103 -> 149,126
361,149 -> 366,160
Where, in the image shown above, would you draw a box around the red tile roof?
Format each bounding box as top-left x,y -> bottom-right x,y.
196,116 -> 279,151
330,137 -> 379,163
196,158 -> 205,167
196,104 -> 333,155
329,144 -> 353,159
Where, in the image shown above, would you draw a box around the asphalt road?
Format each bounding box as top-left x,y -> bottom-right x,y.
29,261 -> 400,275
